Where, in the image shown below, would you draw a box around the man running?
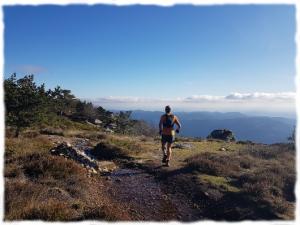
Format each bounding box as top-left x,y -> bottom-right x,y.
159,105 -> 181,167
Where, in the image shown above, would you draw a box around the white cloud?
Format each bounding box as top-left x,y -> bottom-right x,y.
84,92 -> 295,114
183,95 -> 223,102
92,96 -> 170,103
88,92 -> 295,104
225,92 -> 296,101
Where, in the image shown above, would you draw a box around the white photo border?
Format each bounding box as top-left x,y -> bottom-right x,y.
0,1 -> 298,225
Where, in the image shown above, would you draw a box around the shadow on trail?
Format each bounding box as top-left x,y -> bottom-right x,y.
123,160 -> 282,221
109,169 -> 146,178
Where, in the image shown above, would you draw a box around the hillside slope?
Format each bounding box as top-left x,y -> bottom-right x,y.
5,126 -> 295,221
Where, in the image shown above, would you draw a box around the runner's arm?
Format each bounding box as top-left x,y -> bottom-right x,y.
159,116 -> 163,134
175,116 -> 181,130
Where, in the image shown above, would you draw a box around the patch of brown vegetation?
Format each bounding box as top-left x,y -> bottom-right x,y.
5,136 -> 54,159
90,142 -> 131,160
5,135 -> 132,221
181,143 -> 295,220
5,132 -> 295,221
90,135 -> 149,161
185,152 -> 240,177
62,130 -> 108,141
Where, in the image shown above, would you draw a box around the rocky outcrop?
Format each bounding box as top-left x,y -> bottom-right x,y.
50,142 -> 99,173
207,129 -> 236,142
49,141 -> 117,174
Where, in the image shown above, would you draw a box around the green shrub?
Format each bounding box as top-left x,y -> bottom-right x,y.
89,142 -> 130,160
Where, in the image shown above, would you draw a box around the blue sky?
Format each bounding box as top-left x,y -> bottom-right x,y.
3,4 -> 296,115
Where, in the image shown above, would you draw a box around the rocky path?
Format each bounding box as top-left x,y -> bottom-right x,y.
102,166 -> 200,221
48,135 -> 201,221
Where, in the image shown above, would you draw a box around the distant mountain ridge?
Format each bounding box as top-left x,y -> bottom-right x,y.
130,110 -> 295,144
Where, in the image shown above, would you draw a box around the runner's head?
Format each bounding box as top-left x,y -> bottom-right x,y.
165,105 -> 171,114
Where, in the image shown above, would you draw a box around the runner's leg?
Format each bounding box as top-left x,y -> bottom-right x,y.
161,141 -> 167,162
166,142 -> 172,161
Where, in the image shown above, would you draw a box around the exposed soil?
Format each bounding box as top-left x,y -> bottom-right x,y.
102,166 -> 201,221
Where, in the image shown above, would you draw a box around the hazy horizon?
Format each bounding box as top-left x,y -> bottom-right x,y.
90,104 -> 296,119
84,91 -> 296,118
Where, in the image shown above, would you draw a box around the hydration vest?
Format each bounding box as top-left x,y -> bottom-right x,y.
163,114 -> 175,128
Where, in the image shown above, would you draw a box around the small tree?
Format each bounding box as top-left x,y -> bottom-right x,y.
96,106 -> 113,125
5,74 -> 48,137
74,101 -> 97,121
115,111 -> 132,134
47,86 -> 77,116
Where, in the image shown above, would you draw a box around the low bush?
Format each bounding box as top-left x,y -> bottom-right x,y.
5,179 -> 74,221
89,142 -> 130,160
185,152 -> 240,177
20,199 -> 73,221
23,154 -> 85,180
4,149 -> 127,221
108,138 -> 143,153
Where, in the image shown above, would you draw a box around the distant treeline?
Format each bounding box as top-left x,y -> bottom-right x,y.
4,74 -> 156,137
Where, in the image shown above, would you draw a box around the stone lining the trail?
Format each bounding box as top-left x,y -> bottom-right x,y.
49,141 -> 117,174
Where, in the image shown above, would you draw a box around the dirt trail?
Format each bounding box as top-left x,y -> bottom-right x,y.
102,166 -> 201,221
99,152 -> 201,221
47,135 -> 202,221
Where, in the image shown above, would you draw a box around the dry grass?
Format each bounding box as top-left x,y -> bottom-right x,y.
89,134 -> 154,160
185,152 -> 241,177
183,143 -> 295,219
5,180 -> 74,221
198,174 -> 240,193
5,136 -> 54,159
5,153 -> 130,221
64,130 -> 108,142
40,128 -> 64,136
39,116 -> 99,131
4,130 -> 295,221
4,134 -> 131,221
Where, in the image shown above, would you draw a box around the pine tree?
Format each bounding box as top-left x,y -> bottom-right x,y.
5,74 -> 48,137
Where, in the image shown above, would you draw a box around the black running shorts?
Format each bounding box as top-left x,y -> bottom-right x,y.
161,134 -> 175,144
